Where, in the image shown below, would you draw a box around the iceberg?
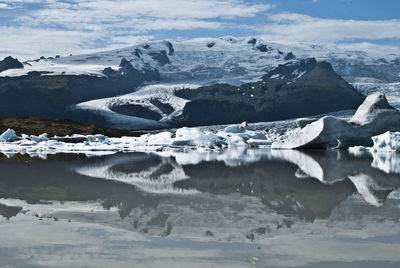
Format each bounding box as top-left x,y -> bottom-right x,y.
349,131 -> 400,173
0,129 -> 20,141
370,131 -> 400,152
170,127 -> 226,148
272,93 -> 400,149
0,123 -> 275,158
217,125 -> 269,147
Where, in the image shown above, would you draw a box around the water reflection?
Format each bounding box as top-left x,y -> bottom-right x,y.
0,149 -> 399,225
0,149 -> 400,267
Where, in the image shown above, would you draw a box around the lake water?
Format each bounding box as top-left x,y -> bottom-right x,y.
0,148 -> 400,267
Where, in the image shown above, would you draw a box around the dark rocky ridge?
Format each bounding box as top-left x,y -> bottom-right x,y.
262,58 -> 317,81
0,56 -> 23,73
0,58 -> 160,123
177,59 -> 364,126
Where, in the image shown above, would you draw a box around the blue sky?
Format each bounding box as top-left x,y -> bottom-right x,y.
0,0 -> 399,60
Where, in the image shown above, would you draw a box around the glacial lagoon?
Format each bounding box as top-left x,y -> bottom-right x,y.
0,149 -> 400,267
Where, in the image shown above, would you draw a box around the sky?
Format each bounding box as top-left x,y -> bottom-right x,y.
0,0 -> 399,60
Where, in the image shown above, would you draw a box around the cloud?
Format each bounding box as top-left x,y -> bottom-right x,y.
0,3 -> 15,9
0,0 -> 272,59
1,1 -> 400,60
260,13 -> 400,43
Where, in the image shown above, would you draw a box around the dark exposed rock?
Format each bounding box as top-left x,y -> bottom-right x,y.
248,38 -> 257,48
163,40 -> 175,56
262,58 -> 317,81
0,56 -> 24,73
109,103 -> 162,120
102,67 -> 118,77
182,99 -> 257,126
150,99 -> 175,115
255,44 -> 269,52
179,60 -> 364,126
0,203 -> 22,219
284,51 -> 296,61
0,58 -> 160,123
0,117 -> 135,137
298,61 -> 341,81
134,48 -> 141,58
207,42 -> 215,48
149,51 -> 170,66
118,58 -> 140,76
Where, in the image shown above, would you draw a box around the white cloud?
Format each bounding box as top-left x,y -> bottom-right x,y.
260,13 -> 400,43
0,0 -> 272,59
1,1 -> 400,60
0,26 -> 151,60
0,3 -> 14,9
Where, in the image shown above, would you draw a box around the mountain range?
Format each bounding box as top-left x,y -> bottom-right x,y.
0,36 -> 399,130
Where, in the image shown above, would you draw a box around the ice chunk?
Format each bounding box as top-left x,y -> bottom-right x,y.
370,131 -> 400,152
272,116 -> 354,149
273,93 -> 400,149
140,131 -> 171,146
86,134 -> 107,143
349,93 -> 396,125
170,127 -> 226,148
0,129 -> 20,141
224,125 -> 246,133
28,133 -> 48,142
217,124 -> 268,147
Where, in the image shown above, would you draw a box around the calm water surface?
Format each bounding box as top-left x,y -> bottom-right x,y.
0,148 -> 399,267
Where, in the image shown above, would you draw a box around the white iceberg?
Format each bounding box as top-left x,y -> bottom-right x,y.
170,127 -> 226,148
349,131 -> 400,173
0,129 -> 20,141
272,93 -> 400,149
217,125 -> 269,147
370,131 -> 400,152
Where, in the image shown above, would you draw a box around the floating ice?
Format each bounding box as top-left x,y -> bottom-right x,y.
273,93 -> 400,149
370,131 -> 400,152
0,124 -> 277,158
0,129 -> 20,141
349,131 -> 400,174
170,127 -> 226,148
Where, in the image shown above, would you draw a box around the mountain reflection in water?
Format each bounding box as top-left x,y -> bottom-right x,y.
0,149 -> 400,267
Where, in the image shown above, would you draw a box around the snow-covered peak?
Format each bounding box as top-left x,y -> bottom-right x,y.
1,36 -> 399,86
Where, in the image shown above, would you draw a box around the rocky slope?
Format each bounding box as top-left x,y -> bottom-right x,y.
0,58 -> 159,119
177,59 -> 364,126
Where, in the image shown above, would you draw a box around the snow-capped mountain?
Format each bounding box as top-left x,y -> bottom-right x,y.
2,36 -> 400,85
0,36 -> 399,130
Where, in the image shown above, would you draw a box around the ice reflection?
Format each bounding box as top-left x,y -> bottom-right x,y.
1,150 -> 400,267
0,150 -> 399,236
73,149 -> 400,207
271,150 -> 400,206
75,153 -> 197,194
